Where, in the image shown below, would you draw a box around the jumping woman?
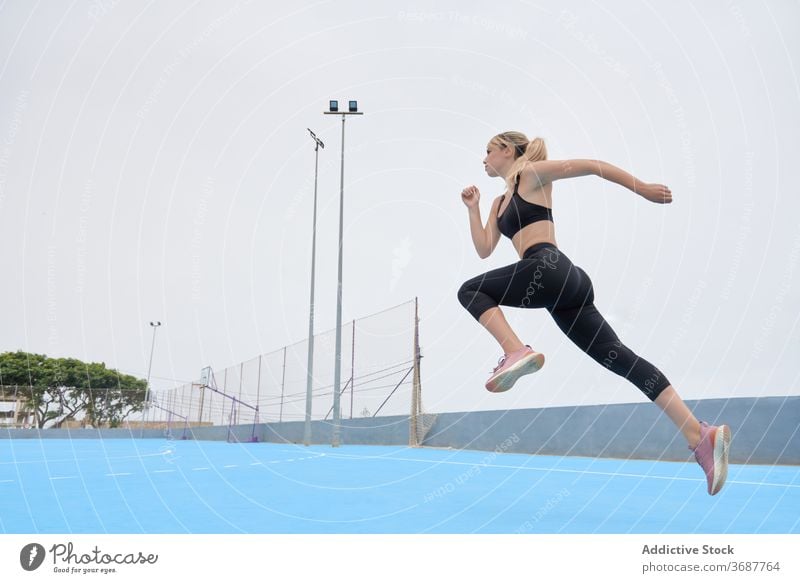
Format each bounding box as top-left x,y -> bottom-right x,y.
457,131 -> 731,495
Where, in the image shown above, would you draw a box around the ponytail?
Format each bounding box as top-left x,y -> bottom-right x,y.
524,137 -> 547,162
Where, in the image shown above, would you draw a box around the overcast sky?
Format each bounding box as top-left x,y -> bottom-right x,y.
1,0 -> 798,417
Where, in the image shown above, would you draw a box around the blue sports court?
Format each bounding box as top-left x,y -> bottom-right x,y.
1,438 -> 797,534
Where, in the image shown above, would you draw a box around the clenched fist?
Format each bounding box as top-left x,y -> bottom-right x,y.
461,185 -> 481,209
637,183 -> 673,204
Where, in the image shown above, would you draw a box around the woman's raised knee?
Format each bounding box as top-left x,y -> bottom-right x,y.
457,280 -> 476,309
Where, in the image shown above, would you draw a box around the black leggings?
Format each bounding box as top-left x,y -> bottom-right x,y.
457,242 -> 671,401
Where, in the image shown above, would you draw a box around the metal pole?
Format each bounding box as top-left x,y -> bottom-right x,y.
238,362 -> 244,425
350,318 -> 355,420
143,321 -> 161,434
222,368 -> 228,426
145,322 -> 161,401
324,102 -> 363,448
279,347 -> 287,423
331,113 -> 346,447
256,355 -> 262,423
304,129 -> 323,446
411,297 -> 422,446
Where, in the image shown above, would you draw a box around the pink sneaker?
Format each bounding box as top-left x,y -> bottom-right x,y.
690,421 -> 731,496
485,345 -> 545,393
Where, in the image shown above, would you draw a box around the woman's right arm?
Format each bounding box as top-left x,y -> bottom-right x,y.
462,186 -> 502,259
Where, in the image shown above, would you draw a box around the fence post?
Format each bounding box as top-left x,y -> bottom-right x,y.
221,368 -> 229,426
238,362 -> 244,426
256,355 -> 262,423
350,319 -> 355,420
198,381 -> 205,426
279,347 -> 287,423
410,297 -> 422,447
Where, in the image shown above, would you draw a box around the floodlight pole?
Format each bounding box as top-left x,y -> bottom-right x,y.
324,102 -> 363,448
303,129 -> 324,447
143,321 -> 161,434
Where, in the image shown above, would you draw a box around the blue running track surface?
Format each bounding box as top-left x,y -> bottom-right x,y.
1,439 -> 797,534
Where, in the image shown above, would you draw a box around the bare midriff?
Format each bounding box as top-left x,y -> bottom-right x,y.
510,220 -> 557,258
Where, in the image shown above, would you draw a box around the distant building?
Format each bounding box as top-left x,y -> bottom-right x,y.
0,386 -> 36,428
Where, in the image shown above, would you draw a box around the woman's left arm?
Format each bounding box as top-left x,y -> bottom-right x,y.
522,160 -> 672,203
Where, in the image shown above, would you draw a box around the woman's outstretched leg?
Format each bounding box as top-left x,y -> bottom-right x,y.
550,299 -> 732,495
655,385 -> 701,447
655,385 -> 731,495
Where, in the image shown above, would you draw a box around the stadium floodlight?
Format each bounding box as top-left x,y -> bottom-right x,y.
323,100 -> 364,447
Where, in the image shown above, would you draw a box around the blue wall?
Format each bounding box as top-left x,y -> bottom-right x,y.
422,396 -> 798,464
3,396 -> 797,464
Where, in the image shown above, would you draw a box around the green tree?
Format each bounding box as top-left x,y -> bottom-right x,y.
0,351 -> 148,428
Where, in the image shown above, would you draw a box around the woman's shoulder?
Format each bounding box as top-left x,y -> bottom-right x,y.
518,162 -> 557,192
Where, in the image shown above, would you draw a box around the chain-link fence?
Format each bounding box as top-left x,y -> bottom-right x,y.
147,298 -> 434,445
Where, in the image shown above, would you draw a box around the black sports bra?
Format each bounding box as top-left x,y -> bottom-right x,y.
497,173 -> 554,239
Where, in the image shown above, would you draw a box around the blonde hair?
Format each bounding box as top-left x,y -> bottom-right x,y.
490,131 -> 547,180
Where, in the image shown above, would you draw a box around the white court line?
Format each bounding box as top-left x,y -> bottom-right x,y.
153,470 -> 175,474
105,473 -> 132,477
223,465 -> 237,468
257,455 -> 318,464
49,476 -> 76,480
192,467 -> 209,471
323,452 -> 800,490
0,479 -> 15,483
0,451 -> 174,466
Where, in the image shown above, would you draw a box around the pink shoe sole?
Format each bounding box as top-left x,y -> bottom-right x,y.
485,351 -> 545,393
710,424 -> 731,495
